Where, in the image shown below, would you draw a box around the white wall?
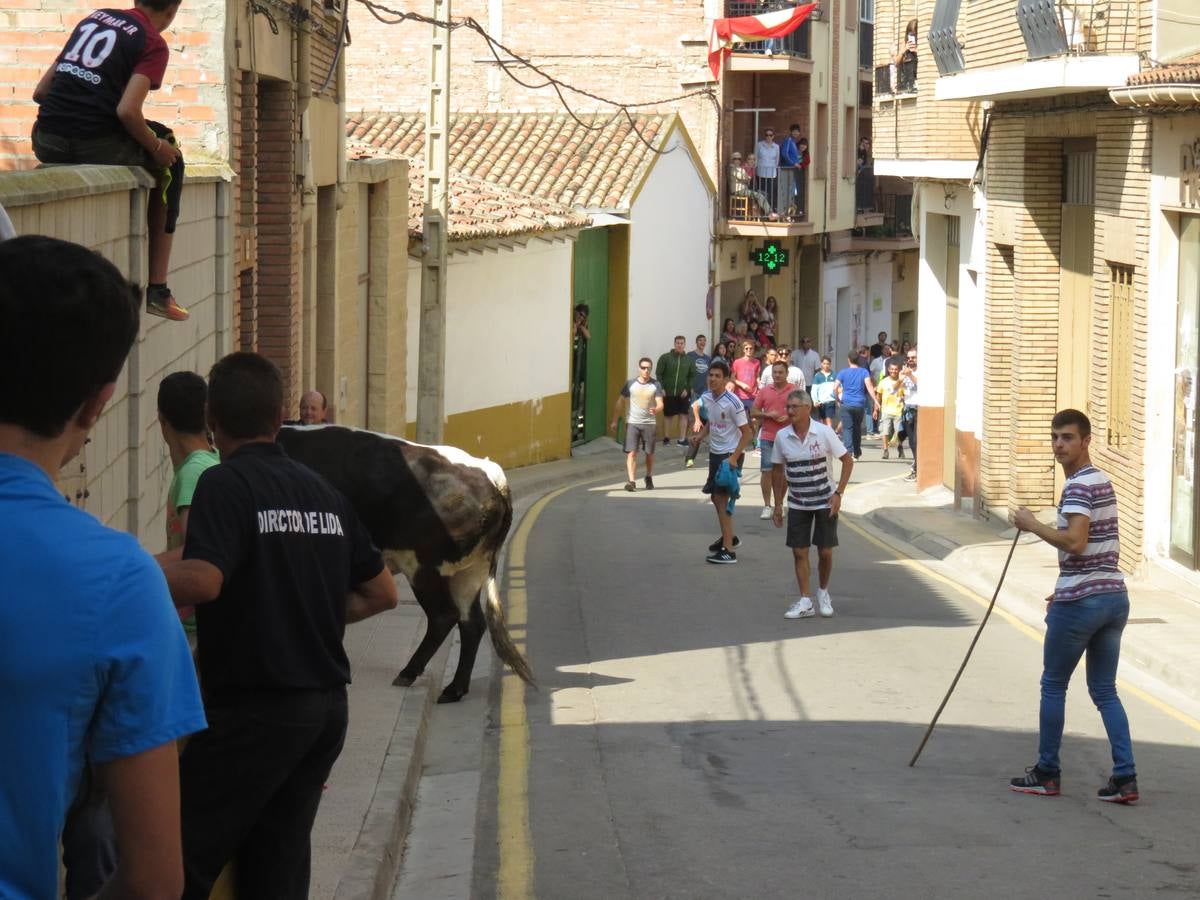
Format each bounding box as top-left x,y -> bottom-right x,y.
822,255 -> 875,361
627,132 -> 713,374
1145,116 -> 1198,564
915,180 -> 984,434
405,236 -> 575,423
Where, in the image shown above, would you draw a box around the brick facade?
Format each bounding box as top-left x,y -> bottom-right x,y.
981,100 -> 1150,570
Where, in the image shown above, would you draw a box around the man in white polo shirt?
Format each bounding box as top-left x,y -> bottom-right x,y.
771,389 -> 853,618
693,359 -> 752,564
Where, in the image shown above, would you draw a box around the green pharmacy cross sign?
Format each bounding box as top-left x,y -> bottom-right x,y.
751,240 -> 789,275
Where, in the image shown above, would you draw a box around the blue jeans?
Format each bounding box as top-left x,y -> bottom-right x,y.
839,405 -> 865,457
1038,590 -> 1135,777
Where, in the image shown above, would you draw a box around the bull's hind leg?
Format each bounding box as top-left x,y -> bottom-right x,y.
438,594 -> 486,704
392,568 -> 457,687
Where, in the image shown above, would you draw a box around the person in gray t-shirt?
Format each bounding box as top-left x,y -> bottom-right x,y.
611,357 -> 664,492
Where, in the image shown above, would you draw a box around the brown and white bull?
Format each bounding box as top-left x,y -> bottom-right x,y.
277,425 -> 534,703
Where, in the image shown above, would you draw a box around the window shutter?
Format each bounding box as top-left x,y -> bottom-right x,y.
929,0 -> 966,76
1107,264 -> 1134,449
1016,0 -> 1070,60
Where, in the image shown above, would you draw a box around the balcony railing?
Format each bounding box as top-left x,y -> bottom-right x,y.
1016,0 -> 1137,59
874,56 -> 918,97
725,1 -> 812,59
727,165 -> 809,224
882,193 -> 913,236
856,168 -> 876,213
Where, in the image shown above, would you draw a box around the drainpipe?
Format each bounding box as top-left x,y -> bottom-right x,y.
297,12 -> 316,202
336,23 -> 348,207
1109,84 -> 1200,107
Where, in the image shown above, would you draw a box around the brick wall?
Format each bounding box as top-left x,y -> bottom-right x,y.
981,102 -> 1150,570
0,2 -> 228,169
256,78 -> 301,401
346,0 -> 718,170
871,0 -> 980,163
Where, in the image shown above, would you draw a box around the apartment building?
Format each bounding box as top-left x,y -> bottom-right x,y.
911,0 -> 1200,580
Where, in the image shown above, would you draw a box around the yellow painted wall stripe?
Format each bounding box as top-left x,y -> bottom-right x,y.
498,483 -> 574,900
841,477 -> 1200,736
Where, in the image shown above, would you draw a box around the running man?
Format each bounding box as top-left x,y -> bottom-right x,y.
771,390 -> 853,618
1008,409 -> 1138,803
876,361 -> 906,459
612,357 -> 664,491
694,360 -> 752,564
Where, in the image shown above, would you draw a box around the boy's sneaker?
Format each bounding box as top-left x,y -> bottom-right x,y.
904,469 -> 917,482
784,597 -> 815,619
706,548 -> 737,564
882,447 -> 889,459
624,481 -> 636,492
685,458 -> 695,468
644,475 -> 654,490
1009,766 -> 1061,796
146,285 -> 189,321
708,536 -> 741,552
816,588 -> 834,618
1097,774 -> 1139,804
760,505 -> 772,519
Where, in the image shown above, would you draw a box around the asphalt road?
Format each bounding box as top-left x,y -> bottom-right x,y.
448,445 -> 1200,900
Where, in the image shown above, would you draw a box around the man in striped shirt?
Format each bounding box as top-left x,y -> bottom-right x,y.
770,390 -> 853,619
1009,409 -> 1138,804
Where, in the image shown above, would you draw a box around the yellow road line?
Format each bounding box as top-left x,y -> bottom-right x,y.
839,516 -> 1200,735
498,484 -> 573,900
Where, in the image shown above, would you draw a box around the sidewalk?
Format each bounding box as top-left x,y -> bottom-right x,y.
312,439 -> 626,900
841,473 -> 1200,721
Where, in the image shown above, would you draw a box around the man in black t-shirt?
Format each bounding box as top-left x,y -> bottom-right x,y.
161,352 -> 398,900
32,0 -> 188,322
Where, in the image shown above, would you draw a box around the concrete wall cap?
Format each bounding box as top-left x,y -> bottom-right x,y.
347,157 -> 409,184
0,164 -> 153,208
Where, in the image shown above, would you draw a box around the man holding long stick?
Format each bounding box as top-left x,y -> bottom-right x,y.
1008,409 -> 1138,803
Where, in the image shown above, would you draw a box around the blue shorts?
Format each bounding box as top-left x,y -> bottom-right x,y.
759,439 -> 775,470
817,401 -> 837,420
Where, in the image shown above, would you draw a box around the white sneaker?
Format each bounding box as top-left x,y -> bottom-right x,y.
817,589 -> 834,618
784,597 -> 815,619
760,505 -> 772,519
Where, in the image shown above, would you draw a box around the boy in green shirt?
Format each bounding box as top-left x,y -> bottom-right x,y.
157,372 -> 219,629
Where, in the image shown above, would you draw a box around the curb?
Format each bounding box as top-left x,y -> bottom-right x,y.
332,640 -> 452,900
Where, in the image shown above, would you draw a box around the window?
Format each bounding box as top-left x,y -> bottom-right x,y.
1107,264 -> 1134,448
859,0 -> 875,68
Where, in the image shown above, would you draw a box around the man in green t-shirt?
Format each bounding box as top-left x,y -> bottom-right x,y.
156,372 -> 219,627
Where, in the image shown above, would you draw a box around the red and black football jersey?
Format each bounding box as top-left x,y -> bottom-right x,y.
37,8 -> 169,138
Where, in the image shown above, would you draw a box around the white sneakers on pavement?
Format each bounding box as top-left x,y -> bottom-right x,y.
760,505 -> 772,519
817,588 -> 834,617
784,597 -> 815,619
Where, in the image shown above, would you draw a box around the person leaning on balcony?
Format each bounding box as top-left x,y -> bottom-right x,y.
32,0 -> 189,323
728,152 -> 773,218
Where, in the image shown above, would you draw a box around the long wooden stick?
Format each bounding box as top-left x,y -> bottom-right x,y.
908,529 -> 1023,767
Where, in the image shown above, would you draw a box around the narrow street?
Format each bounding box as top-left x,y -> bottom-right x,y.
401,447 -> 1200,900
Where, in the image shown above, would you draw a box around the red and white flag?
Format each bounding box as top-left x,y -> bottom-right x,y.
708,4 -> 818,80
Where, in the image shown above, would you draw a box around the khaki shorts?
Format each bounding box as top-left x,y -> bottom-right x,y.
624,423 -> 656,454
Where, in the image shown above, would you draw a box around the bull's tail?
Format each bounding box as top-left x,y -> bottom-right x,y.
484,574 -> 536,686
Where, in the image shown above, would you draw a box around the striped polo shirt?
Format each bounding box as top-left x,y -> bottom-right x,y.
1055,464 -> 1125,602
700,388 -> 749,454
771,420 -> 848,511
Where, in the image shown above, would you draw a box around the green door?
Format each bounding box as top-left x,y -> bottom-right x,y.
572,228 -> 610,443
